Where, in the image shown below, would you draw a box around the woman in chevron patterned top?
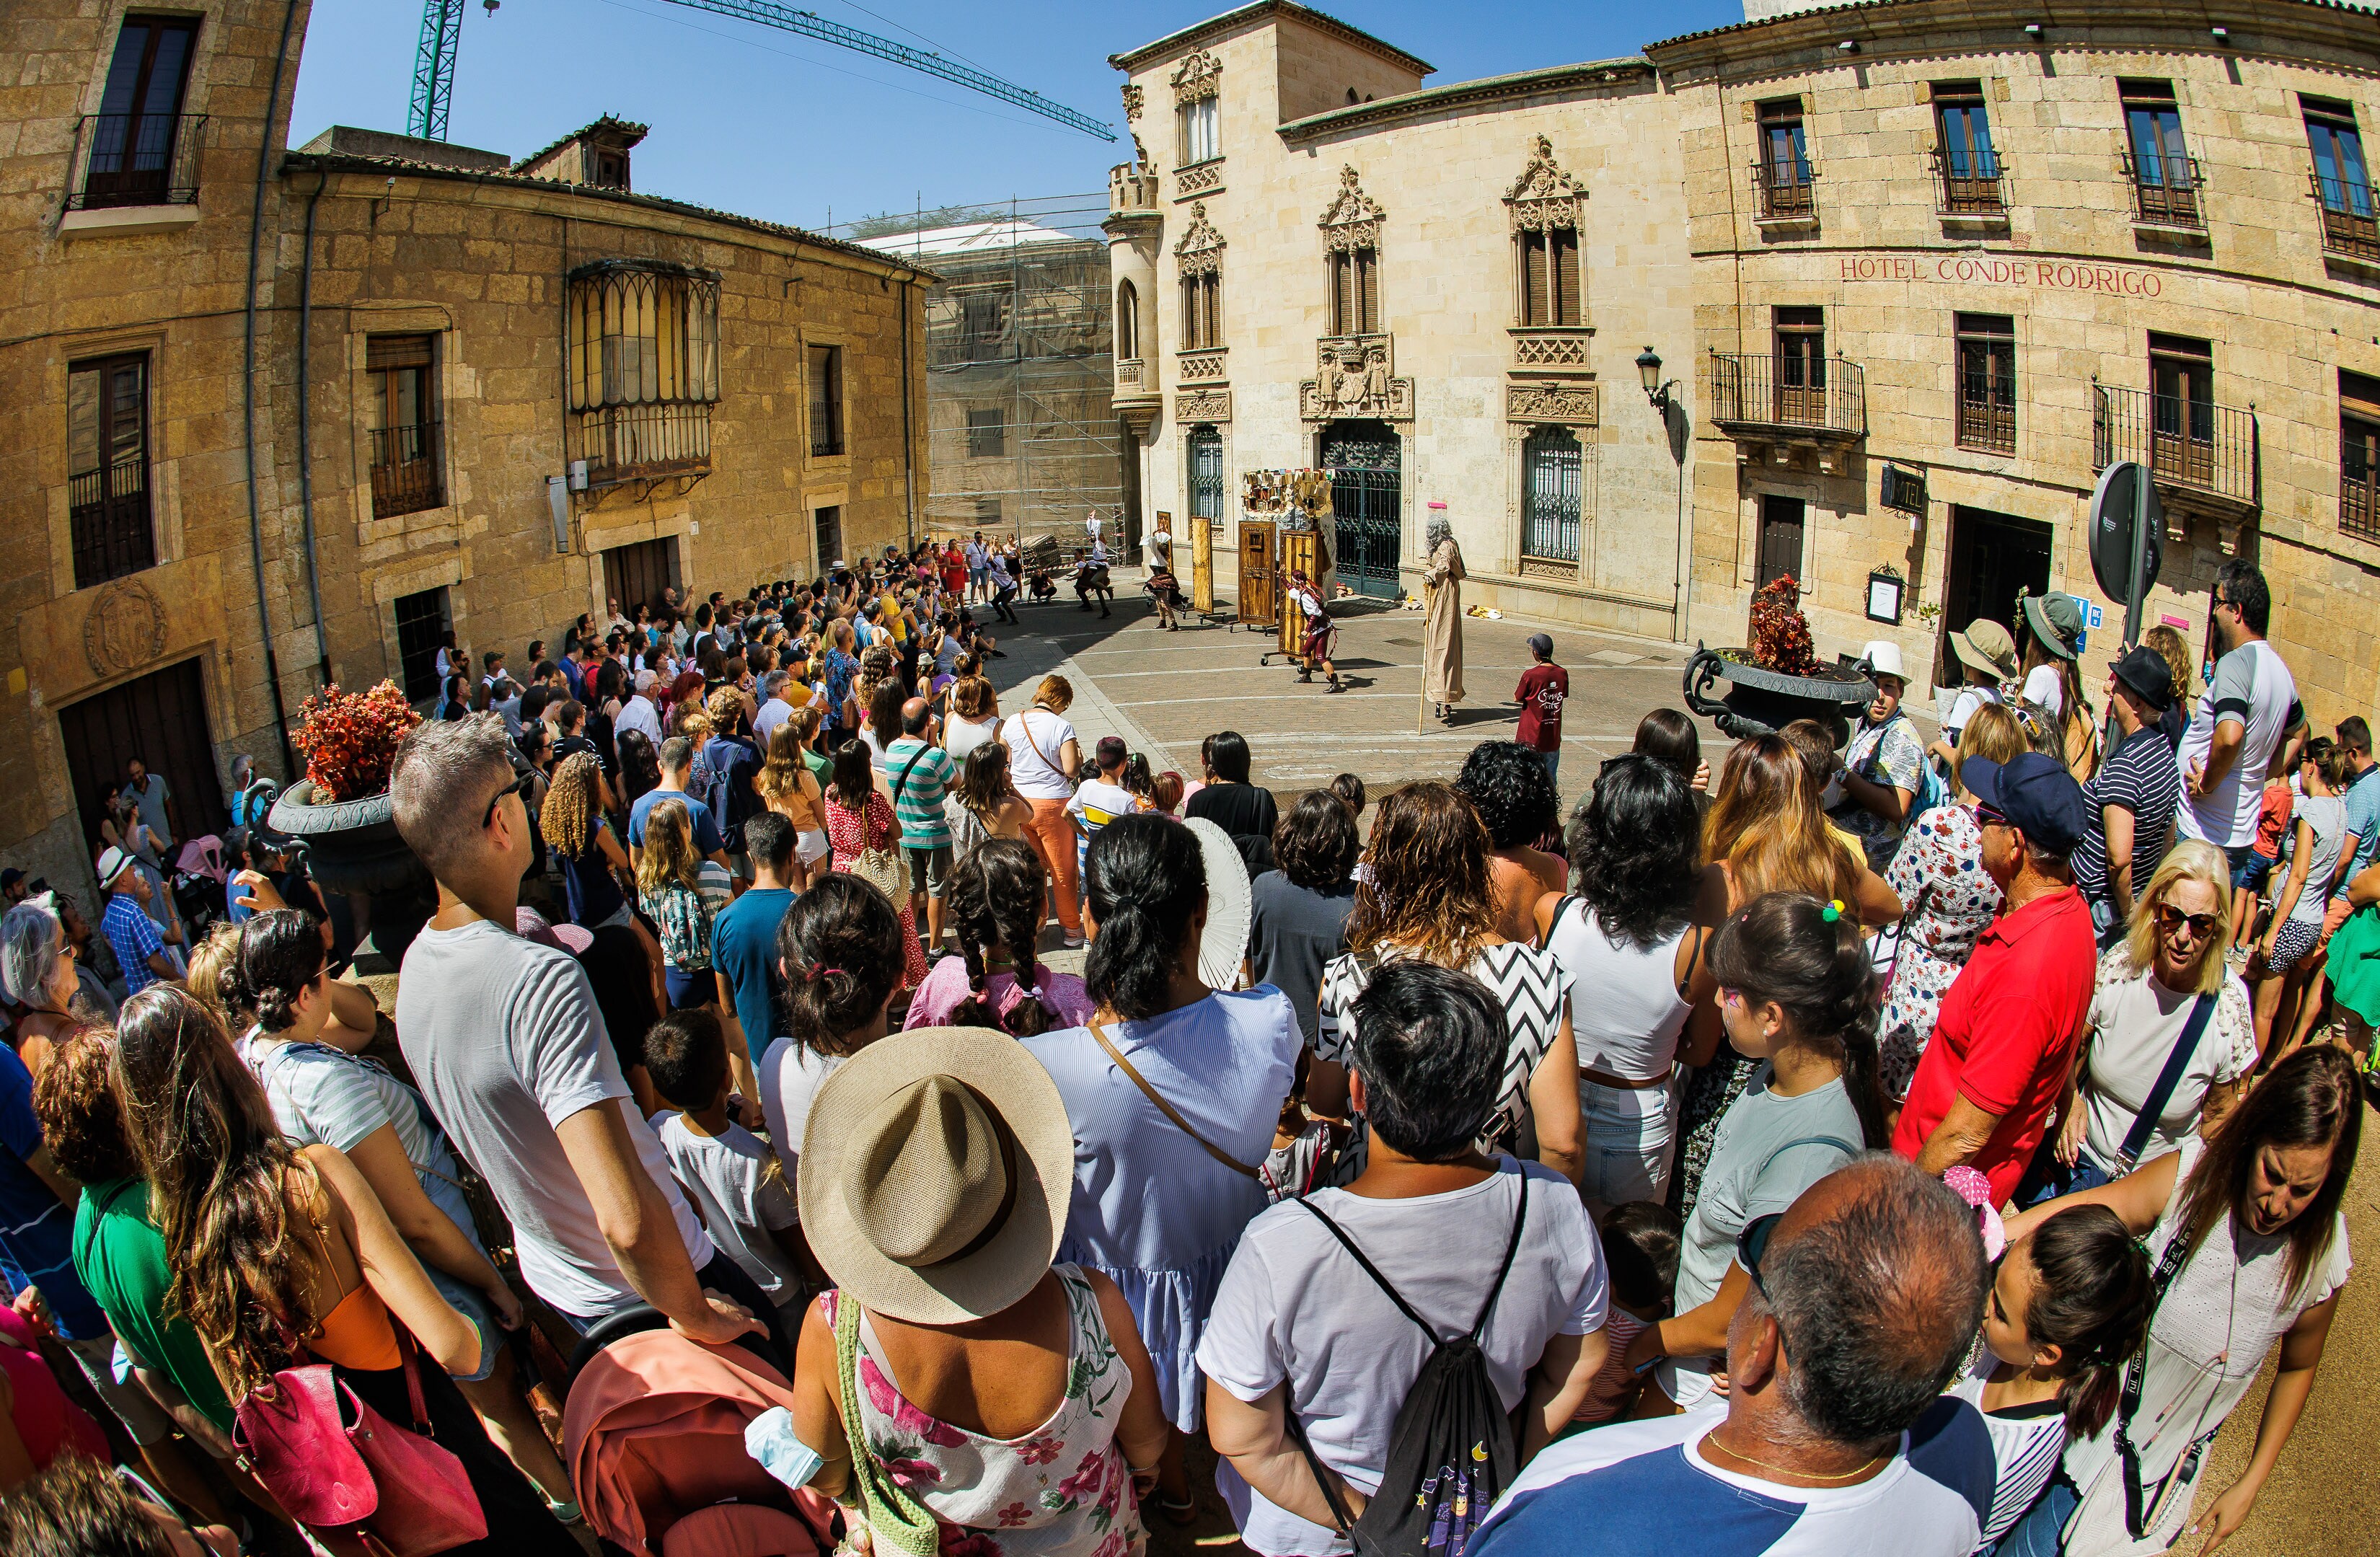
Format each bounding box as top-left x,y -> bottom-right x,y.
1308,781 -> 1582,1188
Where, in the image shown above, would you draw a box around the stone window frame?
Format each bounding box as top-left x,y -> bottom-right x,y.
1318,165 -> 1386,338
1173,50 -> 1222,169
1505,136 -> 1590,338
1175,202 -> 1227,360
346,304 -> 464,550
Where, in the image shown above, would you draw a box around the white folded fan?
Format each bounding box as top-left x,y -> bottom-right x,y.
1182,815 -> 1253,992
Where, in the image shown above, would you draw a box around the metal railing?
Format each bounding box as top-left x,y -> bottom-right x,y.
1710,353 -> 1867,437
2123,149 -> 2204,230
1931,146 -> 2006,215
1956,392 -> 2016,454
2343,428 -> 2380,539
2093,384 -> 2257,507
65,113 -> 206,211
582,402 -> 713,478
2311,173 -> 2380,262
369,422 -> 444,518
1750,158 -> 1816,221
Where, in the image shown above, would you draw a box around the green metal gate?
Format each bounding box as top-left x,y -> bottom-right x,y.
1322,421 -> 1402,599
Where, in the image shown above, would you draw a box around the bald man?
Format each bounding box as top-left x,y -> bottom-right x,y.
1474,1156 -> 1996,1557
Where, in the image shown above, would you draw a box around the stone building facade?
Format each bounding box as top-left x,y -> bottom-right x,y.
0,0 -> 927,904
1106,3 -> 1697,637
1109,0 -> 2380,729
1652,0 -> 2380,724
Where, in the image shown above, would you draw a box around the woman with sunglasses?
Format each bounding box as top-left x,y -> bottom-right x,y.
1621,891 -> 1888,1413
1999,1045 -> 2357,1557
2029,842 -> 2255,1209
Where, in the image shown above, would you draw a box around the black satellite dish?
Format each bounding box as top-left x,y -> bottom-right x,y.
2088,460 -> 2163,613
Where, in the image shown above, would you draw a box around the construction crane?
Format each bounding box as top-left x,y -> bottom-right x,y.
407,0 -> 1114,144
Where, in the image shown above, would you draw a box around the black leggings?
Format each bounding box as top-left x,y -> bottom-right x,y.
339,1357 -> 576,1556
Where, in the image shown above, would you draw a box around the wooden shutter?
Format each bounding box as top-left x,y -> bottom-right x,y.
1520,232 -> 1547,326
1329,253 -> 1349,335
1552,231 -> 1580,326
1356,249 -> 1378,333
367,333 -> 433,371
2344,369 -> 2380,420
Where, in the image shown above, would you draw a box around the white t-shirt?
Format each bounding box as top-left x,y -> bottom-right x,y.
2020,664 -> 2063,717
2176,640 -> 2302,847
653,1112 -> 803,1311
1002,709 -> 1078,800
1944,684 -> 2004,744
1196,1160 -> 1608,1557
2081,952 -> 2257,1170
1473,1402 -> 1994,1557
943,713 -> 998,763
1067,777 -> 1139,838
1947,1357 -> 2068,1546
395,919 -> 713,1318
759,1036 -> 845,1165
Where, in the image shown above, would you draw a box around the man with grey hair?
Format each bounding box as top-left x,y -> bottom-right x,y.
1895,751 -> 2097,1207
1474,1156 -> 1995,1557
751,667 -> 798,751
389,715 -> 777,1356
1421,504 -> 1465,724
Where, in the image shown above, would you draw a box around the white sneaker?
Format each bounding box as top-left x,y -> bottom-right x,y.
1063,932 -> 1085,950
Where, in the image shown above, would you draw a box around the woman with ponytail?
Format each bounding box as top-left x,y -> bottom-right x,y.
902,837 -> 1093,1034
222,911 -> 580,1518
755,873 -> 907,1177
115,985 -> 576,1555
1622,891 -> 1885,1414
1949,1205 -> 2152,1549
1021,813 -> 1301,1524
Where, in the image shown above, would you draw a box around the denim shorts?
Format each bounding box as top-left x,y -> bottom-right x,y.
2231,843 -> 2275,891
422,1243 -> 501,1384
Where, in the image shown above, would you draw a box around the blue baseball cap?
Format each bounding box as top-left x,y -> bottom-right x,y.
1958,751 -> 2089,857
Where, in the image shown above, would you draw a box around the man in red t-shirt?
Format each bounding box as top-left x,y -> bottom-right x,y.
1513,633 -> 1569,788
1893,751 -> 2097,1205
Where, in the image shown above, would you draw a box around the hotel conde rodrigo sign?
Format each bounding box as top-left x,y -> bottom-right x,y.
1835,253 -> 2164,297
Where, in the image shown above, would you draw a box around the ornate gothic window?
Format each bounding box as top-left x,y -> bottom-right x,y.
1116,280 -> 1140,361
1173,50 -> 1221,165
1506,136 -> 1587,328
1176,202 -> 1225,353
1319,166 -> 1385,336
567,259 -> 721,478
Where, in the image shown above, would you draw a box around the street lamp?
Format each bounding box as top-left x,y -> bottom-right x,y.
1636,346 -> 1674,414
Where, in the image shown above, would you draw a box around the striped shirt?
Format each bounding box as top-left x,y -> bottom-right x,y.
882,737 -> 957,849
2073,725 -> 2180,909
1948,1357 -> 2069,1544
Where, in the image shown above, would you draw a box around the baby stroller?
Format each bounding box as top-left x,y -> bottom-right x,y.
565,1307 -> 839,1557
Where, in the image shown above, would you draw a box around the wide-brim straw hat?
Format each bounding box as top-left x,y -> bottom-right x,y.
1183,816 -> 1253,990
1952,617 -> 2020,680
798,1027 -> 1074,1326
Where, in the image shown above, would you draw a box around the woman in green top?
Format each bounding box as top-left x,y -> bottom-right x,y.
34,1031 -> 232,1442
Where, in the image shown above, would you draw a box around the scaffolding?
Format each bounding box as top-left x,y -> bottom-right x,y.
845,195 -> 1123,551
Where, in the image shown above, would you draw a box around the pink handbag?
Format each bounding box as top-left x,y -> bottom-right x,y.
233,1332 -> 488,1557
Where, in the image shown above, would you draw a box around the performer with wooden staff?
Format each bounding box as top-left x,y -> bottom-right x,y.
1422,503 -> 1466,725
1284,568 -> 1341,692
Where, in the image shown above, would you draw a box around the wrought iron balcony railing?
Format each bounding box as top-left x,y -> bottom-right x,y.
1710,353 -> 1867,439
2311,172 -> 2380,263
66,113 -> 206,211
1750,158 -> 1817,221
583,402 -> 713,479
2093,384 -> 2257,508
1931,146 -> 2006,216
369,422 -> 444,519
2123,149 -> 2204,230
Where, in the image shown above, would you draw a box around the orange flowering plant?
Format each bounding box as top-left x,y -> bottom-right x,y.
291,681 -> 422,802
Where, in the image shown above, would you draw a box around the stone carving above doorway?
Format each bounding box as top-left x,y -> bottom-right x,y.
82,577 -> 169,679
1301,335 -> 1413,423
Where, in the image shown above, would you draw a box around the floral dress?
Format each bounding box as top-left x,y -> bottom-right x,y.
820,1268 -> 1145,1557
827,790 -> 930,989
1879,803 -> 2006,1101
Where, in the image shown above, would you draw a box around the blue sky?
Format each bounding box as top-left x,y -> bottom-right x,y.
288,1 -> 1740,235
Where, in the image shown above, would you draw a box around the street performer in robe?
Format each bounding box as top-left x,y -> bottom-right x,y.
1422,504 -> 1466,723
1284,568 -> 1342,692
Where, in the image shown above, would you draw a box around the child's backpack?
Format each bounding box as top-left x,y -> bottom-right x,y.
1284,1184 -> 1528,1557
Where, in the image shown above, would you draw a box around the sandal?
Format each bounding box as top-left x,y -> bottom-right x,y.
1155,1492 -> 1197,1526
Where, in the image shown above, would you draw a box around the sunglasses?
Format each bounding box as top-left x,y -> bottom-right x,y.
2156,904 -> 2220,938
482,767 -> 535,826
1970,800 -> 2009,828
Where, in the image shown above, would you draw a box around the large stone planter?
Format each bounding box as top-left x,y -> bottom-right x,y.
1683,645 -> 1875,749
267,781 -> 436,963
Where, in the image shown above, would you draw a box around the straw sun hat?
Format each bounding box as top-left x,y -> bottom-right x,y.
798,1026 -> 1075,1326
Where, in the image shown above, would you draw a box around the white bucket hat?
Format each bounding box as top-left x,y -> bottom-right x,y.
1860,640 -> 1907,682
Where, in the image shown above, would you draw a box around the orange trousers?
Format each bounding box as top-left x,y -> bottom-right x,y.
1023,798 -> 1083,935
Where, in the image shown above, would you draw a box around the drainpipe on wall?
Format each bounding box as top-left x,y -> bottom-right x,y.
296,168 -> 331,684
240,0 -> 303,777
899,270 -> 917,552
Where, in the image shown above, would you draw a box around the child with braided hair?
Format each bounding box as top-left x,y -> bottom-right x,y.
903,837 -> 1095,1034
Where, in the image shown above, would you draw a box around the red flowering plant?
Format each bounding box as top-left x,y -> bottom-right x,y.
291,681 -> 422,802
1747,575 -> 1820,676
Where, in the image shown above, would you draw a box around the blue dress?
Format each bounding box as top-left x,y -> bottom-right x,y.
1023,987 -> 1301,1430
